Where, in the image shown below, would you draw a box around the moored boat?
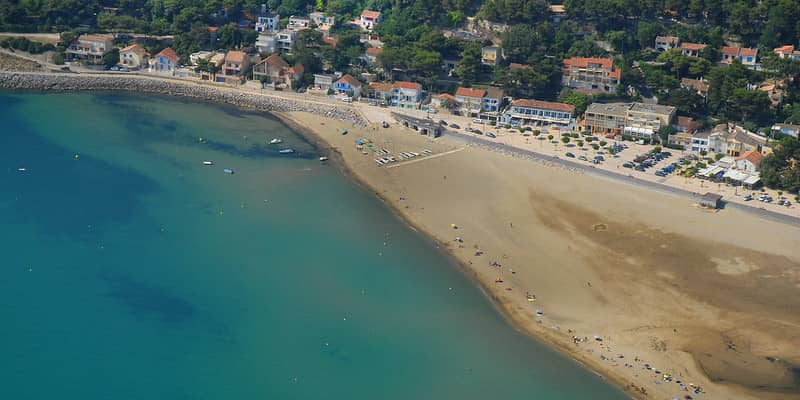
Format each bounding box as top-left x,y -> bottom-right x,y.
269,138 -> 283,144
279,148 -> 295,154
223,168 -> 234,174
202,161 -> 214,165
319,156 -> 329,162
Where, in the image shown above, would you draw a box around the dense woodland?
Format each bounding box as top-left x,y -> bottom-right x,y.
2,0 -> 799,190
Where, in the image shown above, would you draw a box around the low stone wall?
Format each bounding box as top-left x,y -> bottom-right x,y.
0,72 -> 367,126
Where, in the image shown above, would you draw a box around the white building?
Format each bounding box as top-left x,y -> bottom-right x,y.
65,34 -> 113,64
314,74 -> 335,91
288,15 -> 311,30
502,99 -> 575,127
654,36 -> 679,52
391,81 -> 423,109
255,13 -> 280,32
360,10 -> 382,31
690,131 -> 709,153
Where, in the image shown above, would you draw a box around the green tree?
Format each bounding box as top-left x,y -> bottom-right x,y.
454,43 -> 481,85
563,91 -> 591,115
657,125 -> 676,144
102,48 -> 120,67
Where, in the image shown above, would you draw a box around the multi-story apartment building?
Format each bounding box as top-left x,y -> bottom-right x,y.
582,102 -> 676,140
66,34 -> 113,64
562,57 -> 620,94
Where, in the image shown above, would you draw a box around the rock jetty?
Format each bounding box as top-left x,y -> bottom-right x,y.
0,72 -> 366,126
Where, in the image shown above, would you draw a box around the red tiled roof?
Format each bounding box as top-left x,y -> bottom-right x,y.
773,45 -> 794,54
563,57 -> 613,70
736,150 -> 763,165
323,37 -> 337,47
455,87 -> 486,98
120,44 -> 144,54
258,54 -> 288,68
225,50 -> 246,63
512,99 -> 575,114
208,26 -> 219,32
155,47 -> 179,62
370,82 -> 394,92
336,74 -> 361,87
680,42 -> 707,51
739,47 -> 757,57
361,10 -> 381,19
436,93 -> 456,101
721,46 -> 738,56
393,81 -> 421,90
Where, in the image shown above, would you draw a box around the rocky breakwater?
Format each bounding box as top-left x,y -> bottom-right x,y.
0,72 -> 366,126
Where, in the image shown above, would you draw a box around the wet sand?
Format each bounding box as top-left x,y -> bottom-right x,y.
280,111 -> 800,400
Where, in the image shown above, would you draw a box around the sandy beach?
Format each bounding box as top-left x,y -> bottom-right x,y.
281,109 -> 800,400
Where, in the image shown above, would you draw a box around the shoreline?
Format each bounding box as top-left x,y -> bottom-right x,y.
0,71 -> 367,126
4,71 -> 799,400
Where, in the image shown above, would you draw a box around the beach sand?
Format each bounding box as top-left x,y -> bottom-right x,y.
281,110 -> 800,400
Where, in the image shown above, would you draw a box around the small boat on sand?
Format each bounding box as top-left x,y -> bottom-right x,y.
279,149 -> 295,154
202,161 -> 214,165
319,156 -> 329,162
270,138 -> 283,144
223,168 -> 235,174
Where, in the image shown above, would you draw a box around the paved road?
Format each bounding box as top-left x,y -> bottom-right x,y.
442,129 -> 800,227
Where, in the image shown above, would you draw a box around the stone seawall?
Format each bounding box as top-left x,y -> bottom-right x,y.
0,72 -> 366,126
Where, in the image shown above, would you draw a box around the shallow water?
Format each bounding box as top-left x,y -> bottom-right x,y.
0,92 -> 627,399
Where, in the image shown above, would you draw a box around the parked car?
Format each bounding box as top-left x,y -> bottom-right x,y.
465,127 -> 474,132
486,132 -> 496,138
578,155 -> 588,161
623,162 -> 634,168
473,130 -> 483,135
439,120 -> 448,126
565,152 -> 576,158
341,97 -> 352,103
450,123 -> 460,129
743,194 -> 753,201
472,118 -> 484,124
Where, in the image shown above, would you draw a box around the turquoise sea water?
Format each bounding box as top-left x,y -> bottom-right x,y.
0,92 -> 627,400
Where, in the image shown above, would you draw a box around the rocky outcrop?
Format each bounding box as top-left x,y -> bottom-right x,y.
0,72 -> 367,126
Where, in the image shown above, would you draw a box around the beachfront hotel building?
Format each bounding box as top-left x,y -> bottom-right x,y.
562,57 -> 620,94
581,102 -> 675,140
502,99 -> 575,127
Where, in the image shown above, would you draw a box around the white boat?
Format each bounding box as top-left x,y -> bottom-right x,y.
17,167 -> 27,172
223,168 -> 234,174
202,161 -> 214,165
270,138 -> 283,144
279,148 -> 295,154
319,156 -> 329,162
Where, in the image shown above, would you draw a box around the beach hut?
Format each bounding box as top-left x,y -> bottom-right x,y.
699,192 -> 722,209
